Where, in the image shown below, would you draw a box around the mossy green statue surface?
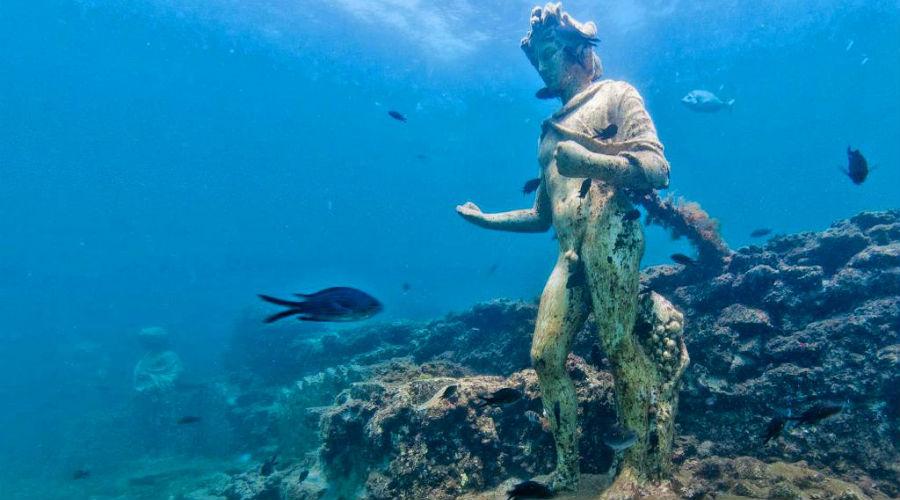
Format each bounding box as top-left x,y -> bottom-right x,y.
457,3 -> 689,496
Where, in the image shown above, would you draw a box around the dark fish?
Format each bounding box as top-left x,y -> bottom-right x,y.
297,469 -> 309,482
259,287 -> 382,323
762,415 -> 787,444
72,469 -> 91,480
750,228 -> 772,238
670,253 -> 696,266
523,178 -> 541,195
553,402 -> 561,427
387,110 -> 407,122
602,424 -> 638,451
507,479 -> 555,499
843,146 -> 868,184
440,384 -> 458,399
478,387 -> 522,407
593,124 -> 618,140
579,178 -> 591,198
260,454 -> 278,477
566,264 -> 586,289
401,282 -> 411,293
622,209 -> 641,221
486,263 -> 500,276
791,403 -> 843,425
415,153 -> 428,161
177,415 -> 202,425
535,87 -> 560,100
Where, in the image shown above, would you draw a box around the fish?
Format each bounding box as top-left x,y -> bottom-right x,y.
750,228 -> 772,238
72,469 -> 91,480
579,178 -> 591,198
415,153 -> 428,161
535,87 -> 560,100
523,178 -> 541,195
401,282 -> 411,293
258,287 -> 382,323
477,387 -> 523,407
670,253 -> 696,266
566,264 -> 586,289
507,479 -> 555,499
761,415 -> 788,444
486,263 -> 500,276
593,124 -> 618,140
602,424 -> 638,451
260,454 -> 278,476
177,415 -> 202,425
843,146 -> 869,185
440,384 -> 458,399
791,403 -> 843,425
297,469 -> 309,482
681,89 -> 734,113
553,402 -> 561,427
622,209 -> 641,221
387,110 -> 407,122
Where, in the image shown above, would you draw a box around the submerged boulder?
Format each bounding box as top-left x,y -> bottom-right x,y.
319,356 -> 615,500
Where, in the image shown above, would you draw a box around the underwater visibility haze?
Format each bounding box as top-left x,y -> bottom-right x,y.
1,1 -> 898,498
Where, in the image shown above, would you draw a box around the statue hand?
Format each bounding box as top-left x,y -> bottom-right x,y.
456,202 -> 484,223
554,140 -> 590,178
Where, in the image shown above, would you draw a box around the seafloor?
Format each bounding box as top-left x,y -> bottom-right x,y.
56,210 -> 900,499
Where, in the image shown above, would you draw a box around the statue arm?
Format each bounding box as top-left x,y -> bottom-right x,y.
456,180 -> 552,233
554,85 -> 670,191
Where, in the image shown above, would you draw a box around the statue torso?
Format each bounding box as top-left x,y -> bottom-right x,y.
539,80 -> 632,244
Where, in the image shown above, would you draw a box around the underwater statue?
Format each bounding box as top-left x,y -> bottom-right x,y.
457,3 -> 689,495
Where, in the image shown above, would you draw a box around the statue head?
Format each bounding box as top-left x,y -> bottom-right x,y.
521,3 -> 602,98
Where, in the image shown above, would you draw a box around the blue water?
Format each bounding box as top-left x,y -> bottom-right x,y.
1,1 -> 898,497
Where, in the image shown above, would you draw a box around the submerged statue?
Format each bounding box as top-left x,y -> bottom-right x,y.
457,3 -> 689,495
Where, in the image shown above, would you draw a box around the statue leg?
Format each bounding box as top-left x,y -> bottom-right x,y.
530,255 -> 590,492
582,219 -> 684,496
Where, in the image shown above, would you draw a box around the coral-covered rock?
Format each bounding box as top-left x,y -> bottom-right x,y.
319,357 -> 615,499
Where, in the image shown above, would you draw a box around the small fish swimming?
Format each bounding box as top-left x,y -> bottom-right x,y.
507,479 -> 555,499
486,263 -> 500,276
387,110 -> 407,122
593,124 -> 618,140
750,228 -> 772,238
259,287 -> 382,323
523,178 -> 541,195
72,469 -> 91,480
579,178 -> 591,198
566,264 -> 586,289
761,415 -> 788,444
843,146 -> 869,185
622,209 -> 641,221
792,403 -> 843,425
401,282 -> 411,293
477,387 -> 522,407
670,253 -> 696,266
535,87 -> 560,100
681,89 -> 734,113
177,415 -> 202,425
260,454 -> 278,476
602,424 -> 638,451
297,469 -> 309,482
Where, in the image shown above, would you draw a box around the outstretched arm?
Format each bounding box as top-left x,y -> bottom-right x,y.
553,85 -> 669,191
456,181 -> 552,233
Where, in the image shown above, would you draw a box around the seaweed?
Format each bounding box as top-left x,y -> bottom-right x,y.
631,191 -> 732,268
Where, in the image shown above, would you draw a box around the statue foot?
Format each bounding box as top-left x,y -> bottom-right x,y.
547,469 -> 578,493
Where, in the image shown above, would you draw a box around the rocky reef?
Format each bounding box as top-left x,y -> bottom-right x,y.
196,210 -> 898,499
